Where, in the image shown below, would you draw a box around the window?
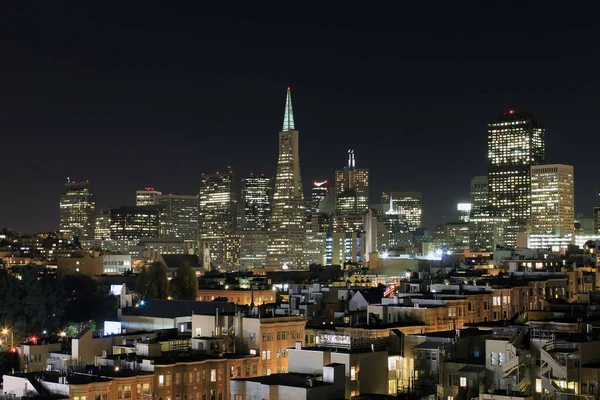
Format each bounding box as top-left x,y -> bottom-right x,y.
460,377 -> 467,387
233,395 -> 244,400
267,351 -> 271,360
196,371 -> 201,383
183,372 -> 188,385
431,352 -> 437,361
252,365 -> 257,375
246,365 -> 250,376
189,372 -> 194,385
210,390 -> 216,400
351,366 -> 357,380
262,351 -> 266,360
158,375 -> 165,387
266,368 -> 272,375
490,352 -> 497,366
218,368 -> 223,381
175,372 -> 181,385
176,395 -> 181,400
166,374 -> 172,387
202,370 -> 206,382
210,369 -> 217,382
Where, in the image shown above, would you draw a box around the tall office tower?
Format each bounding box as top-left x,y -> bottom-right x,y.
530,164 -> 574,235
310,181 -> 328,213
388,191 -> 422,232
94,210 -> 111,240
241,175 -> 272,231
158,194 -> 199,246
335,150 -> 369,213
469,176 -> 489,212
136,188 -> 162,206
266,87 -> 307,270
109,206 -> 159,240
59,178 -> 95,240
199,171 -> 237,268
488,110 -> 545,246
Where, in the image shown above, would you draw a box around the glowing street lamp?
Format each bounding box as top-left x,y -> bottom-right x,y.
1,328 -> 14,350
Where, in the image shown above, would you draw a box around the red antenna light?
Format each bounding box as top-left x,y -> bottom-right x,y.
287,86 -> 291,90
509,109 -> 515,114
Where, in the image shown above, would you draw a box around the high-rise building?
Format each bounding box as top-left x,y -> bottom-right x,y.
136,188 -> 162,206
241,175 -> 272,231
335,150 -> 369,213
530,164 -> 574,235
59,178 -> 95,240
487,111 -> 545,245
109,206 -> 159,241
389,191 -> 422,232
158,194 -> 199,246
468,207 -> 508,252
199,171 -> 236,268
310,181 -> 328,214
469,176 -> 489,212
94,210 -> 111,240
265,87 -> 307,270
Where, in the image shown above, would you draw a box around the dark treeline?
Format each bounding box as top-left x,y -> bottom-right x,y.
0,267 -> 117,338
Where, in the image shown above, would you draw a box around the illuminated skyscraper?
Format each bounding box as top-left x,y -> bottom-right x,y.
530,164 -> 574,235
335,150 -> 369,213
488,111 -> 545,245
59,178 -> 95,240
241,175 -> 272,231
199,171 -> 236,268
136,188 -> 162,206
265,87 -> 307,270
159,194 -> 199,245
389,191 -> 422,232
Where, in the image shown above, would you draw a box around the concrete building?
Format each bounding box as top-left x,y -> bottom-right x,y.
192,314 -> 306,376
59,178 -> 95,240
388,192 -> 423,232
241,175 -> 272,232
136,187 -> 162,206
530,164 -> 574,235
470,176 -> 489,213
56,254 -> 132,275
266,88 -> 307,270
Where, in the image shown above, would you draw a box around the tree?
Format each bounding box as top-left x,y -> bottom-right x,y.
170,262 -> 199,300
136,262 -> 169,299
62,273 -> 117,329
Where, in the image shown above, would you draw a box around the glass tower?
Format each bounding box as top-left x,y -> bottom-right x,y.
487,111 -> 545,245
199,171 -> 237,268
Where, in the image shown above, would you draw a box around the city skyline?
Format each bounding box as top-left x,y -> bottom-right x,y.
1,3 -> 598,233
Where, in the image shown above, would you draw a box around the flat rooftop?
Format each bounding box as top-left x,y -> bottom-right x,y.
237,372 -> 331,388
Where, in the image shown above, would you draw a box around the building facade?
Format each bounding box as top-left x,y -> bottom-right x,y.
199,171 -> 237,268
136,188 -> 162,206
487,111 -> 545,246
159,194 -> 199,246
335,150 -> 369,214
241,175 -> 272,231
110,206 -> 160,241
59,178 -> 95,240
266,88 -> 307,270
389,191 -> 423,232
530,164 -> 574,235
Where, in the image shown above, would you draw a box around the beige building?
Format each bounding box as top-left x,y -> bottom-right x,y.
530,164 -> 574,235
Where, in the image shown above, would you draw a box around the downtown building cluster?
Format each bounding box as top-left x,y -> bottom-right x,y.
5,91 -> 600,400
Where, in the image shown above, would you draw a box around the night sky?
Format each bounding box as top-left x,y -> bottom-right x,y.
1,3 -> 599,233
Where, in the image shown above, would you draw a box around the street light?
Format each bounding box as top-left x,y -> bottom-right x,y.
1,328 -> 14,350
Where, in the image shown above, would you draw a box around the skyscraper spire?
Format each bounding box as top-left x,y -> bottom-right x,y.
282,86 -> 295,132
